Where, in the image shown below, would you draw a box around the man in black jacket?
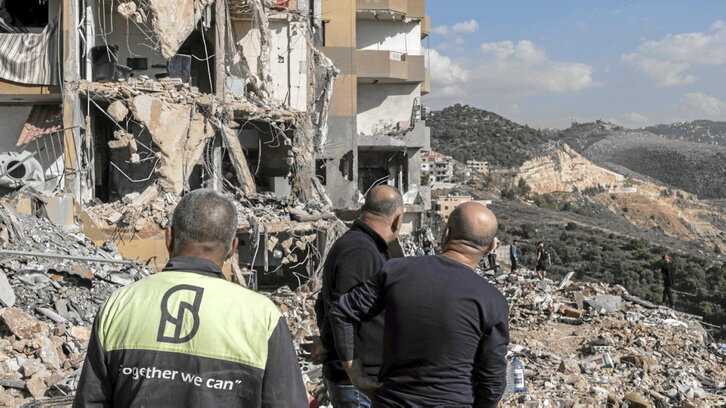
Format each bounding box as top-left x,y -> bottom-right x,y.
330,202 -> 509,407
305,185 -> 403,407
660,255 -> 675,307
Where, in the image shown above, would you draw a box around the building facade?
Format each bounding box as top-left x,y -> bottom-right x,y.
319,0 -> 431,231
421,151 -> 454,184
433,194 -> 490,223
466,159 -> 488,174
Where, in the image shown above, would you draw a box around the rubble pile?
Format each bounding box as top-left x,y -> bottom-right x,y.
84,184 -> 337,235
0,194 -> 148,406
77,76 -> 300,123
488,268 -> 726,407
266,279 -> 328,404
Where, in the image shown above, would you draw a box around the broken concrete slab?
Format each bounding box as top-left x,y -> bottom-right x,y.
25,373 -> 48,398
35,307 -> 67,324
220,125 -> 257,195
106,100 -> 129,122
586,294 -> 622,314
557,359 -> 580,374
1,308 -> 45,340
36,336 -> 62,371
0,270 -> 15,307
108,130 -> 135,150
69,326 -> 91,344
144,0 -> 214,59
129,94 -> 216,196
0,379 -> 25,389
623,391 -> 652,408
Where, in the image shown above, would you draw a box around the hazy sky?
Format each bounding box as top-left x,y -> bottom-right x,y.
424,1 -> 726,128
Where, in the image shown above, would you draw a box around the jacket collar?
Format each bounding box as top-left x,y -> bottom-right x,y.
351,219 -> 389,254
162,256 -> 225,279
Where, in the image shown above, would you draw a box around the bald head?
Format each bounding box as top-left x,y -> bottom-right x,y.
445,202 -> 498,251
361,185 -> 403,219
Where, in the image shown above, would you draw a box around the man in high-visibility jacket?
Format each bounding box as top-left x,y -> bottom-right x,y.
74,189 -> 307,407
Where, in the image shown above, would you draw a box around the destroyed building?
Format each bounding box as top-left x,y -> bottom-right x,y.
0,0 -> 433,285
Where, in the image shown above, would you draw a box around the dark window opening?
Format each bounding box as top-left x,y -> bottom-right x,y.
225,120 -> 294,194
1,0 -> 48,32
357,150 -> 407,194
315,159 -> 327,185
339,150 -> 354,181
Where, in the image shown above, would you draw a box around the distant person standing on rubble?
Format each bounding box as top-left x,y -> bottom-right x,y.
422,239 -> 434,255
510,239 -> 520,272
74,189 -> 307,407
660,255 -> 675,307
487,235 -> 500,271
304,185 -> 403,408
535,241 -> 551,279
329,202 -> 509,407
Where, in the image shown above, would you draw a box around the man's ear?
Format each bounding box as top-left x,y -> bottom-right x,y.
392,213 -> 403,233
441,227 -> 451,247
225,236 -> 239,260
165,226 -> 174,256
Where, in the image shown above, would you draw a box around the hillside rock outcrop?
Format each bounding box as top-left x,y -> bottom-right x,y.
509,144 -> 624,195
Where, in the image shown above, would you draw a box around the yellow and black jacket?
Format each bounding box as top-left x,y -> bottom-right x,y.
73,256 -> 307,407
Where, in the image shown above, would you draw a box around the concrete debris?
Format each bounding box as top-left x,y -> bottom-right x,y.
121,0 -> 215,59
266,279 -> 328,404
129,94 -> 216,196
105,101 -> 128,123
0,193 -> 149,405
490,267 -> 726,407
0,272 -> 14,307
585,294 -> 622,314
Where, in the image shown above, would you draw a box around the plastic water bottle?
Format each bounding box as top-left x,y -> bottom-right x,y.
508,356 -> 526,393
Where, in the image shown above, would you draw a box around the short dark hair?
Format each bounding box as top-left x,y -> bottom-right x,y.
171,189 -> 238,254
361,186 -> 403,218
446,206 -> 496,248
513,239 -> 519,243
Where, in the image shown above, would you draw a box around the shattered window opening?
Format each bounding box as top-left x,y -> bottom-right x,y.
0,0 -> 49,32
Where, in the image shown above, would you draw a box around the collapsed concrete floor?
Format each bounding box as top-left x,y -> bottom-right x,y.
0,191 -> 724,407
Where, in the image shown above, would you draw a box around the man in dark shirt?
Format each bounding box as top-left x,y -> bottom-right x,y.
510,239 -> 520,272
329,202 -> 510,407
306,185 -> 403,407
660,255 -> 675,307
422,239 -> 433,255
535,241 -> 551,280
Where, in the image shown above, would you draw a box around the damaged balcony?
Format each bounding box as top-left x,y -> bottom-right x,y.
357,119 -> 429,150
355,0 -> 425,19
356,50 -> 425,83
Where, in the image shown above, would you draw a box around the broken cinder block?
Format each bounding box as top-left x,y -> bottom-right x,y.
107,100 -> 129,122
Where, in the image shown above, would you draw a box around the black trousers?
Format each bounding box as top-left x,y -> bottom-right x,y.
487,253 -> 497,269
510,257 -> 518,272
662,286 -> 674,307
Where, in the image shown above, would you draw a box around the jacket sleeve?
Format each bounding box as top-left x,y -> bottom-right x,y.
473,298 -> 510,408
329,270 -> 387,362
73,315 -> 113,408
319,248 -> 381,348
261,316 -> 308,408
